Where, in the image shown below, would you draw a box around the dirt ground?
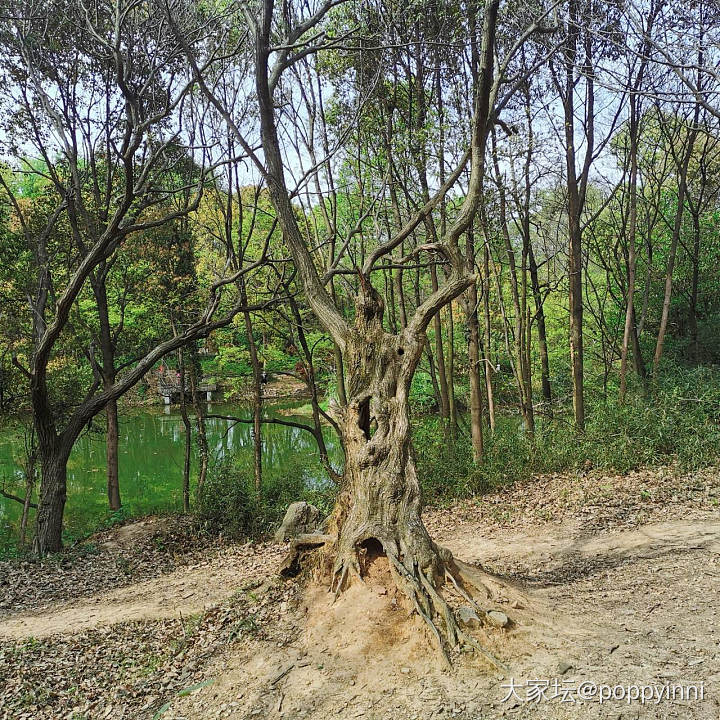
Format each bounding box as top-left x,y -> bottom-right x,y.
1,466 -> 719,720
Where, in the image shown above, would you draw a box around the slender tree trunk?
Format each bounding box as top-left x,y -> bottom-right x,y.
243,304 -> 264,495
188,347 -> 209,496
431,263 -> 451,421
464,227 -> 484,461
447,305 -> 457,438
94,274 -> 121,510
653,125 -> 697,376
286,290 -> 339,481
105,399 -> 121,510
414,254 -> 443,412
19,433 -> 37,547
567,183 -> 585,428
465,286 -> 485,462
558,0 -> 594,432
620,98 -> 641,403
493,138 -> 534,435
689,211 -> 701,364
482,242 -> 496,431
528,244 -> 552,409
177,348 -> 192,513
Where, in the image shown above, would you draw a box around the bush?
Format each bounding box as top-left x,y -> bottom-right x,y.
196,456 -> 336,539
413,365 -> 720,503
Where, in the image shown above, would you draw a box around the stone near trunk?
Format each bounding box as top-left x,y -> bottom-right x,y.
275,502 -> 322,542
485,610 -> 509,628
457,606 -> 481,628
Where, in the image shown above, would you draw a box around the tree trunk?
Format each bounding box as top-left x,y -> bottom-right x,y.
689,211 -> 701,364
177,348 -> 192,513
286,290 -> 340,482
653,117 -> 699,376
93,271 -> 122,510
528,243 -> 552,409
619,100 -> 641,403
446,305 -> 457,438
493,135 -> 534,435
330,302 -> 445,591
33,441 -> 69,555
106,398 -> 121,510
464,228 -> 484,461
465,285 -> 485,462
19,432 -> 37,547
188,347 -> 209,496
430,263 -> 451,421
244,323 -> 263,495
482,242 -> 496,431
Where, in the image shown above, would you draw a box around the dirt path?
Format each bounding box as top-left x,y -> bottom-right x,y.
3,518 -> 718,642
0,542 -> 286,640
2,467 -> 719,720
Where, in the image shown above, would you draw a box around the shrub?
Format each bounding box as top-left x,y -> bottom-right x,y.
196,456 -> 336,539
412,364 -> 720,503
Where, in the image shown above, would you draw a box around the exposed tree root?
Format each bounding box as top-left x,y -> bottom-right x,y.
282,534 -> 515,671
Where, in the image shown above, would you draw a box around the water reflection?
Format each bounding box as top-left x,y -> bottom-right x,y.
0,403 -> 342,548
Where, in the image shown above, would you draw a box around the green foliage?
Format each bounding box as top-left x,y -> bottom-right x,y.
196,457 -> 336,539
414,365 -> 720,504
409,371 -> 437,411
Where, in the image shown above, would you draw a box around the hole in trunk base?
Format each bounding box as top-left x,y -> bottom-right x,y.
359,537 -> 385,559
358,538 -> 391,584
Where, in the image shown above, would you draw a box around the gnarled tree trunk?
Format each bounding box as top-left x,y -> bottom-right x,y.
331,300 -> 443,589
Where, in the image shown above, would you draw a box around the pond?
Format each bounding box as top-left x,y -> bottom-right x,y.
0,402 -> 342,554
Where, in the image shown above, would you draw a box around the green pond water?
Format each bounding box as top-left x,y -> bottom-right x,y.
0,403 -> 342,553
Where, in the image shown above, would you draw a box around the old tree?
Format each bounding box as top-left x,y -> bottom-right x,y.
171,0 -> 549,659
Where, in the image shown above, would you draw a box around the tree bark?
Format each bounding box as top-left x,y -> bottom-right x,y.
19,431 -> 37,547
688,211 -> 701,364
465,283 -> 485,461
430,263 -> 451,421
482,241 -> 496,431
188,347 -> 209,496
464,228 -> 484,461
243,303 -> 264,495
177,348 -> 192,513
33,439 -> 70,555
93,268 -> 122,510
105,399 -> 121,510
329,288 -> 445,591
528,243 -> 552,409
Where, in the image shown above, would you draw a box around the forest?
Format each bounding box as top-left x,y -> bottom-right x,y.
0,1 -> 719,719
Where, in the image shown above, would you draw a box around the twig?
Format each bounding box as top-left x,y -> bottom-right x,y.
0,488 -> 37,509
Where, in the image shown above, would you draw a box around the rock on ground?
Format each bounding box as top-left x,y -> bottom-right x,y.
274,502 -> 322,542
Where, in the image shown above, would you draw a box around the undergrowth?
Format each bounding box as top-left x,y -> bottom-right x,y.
415,365 -> 720,504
